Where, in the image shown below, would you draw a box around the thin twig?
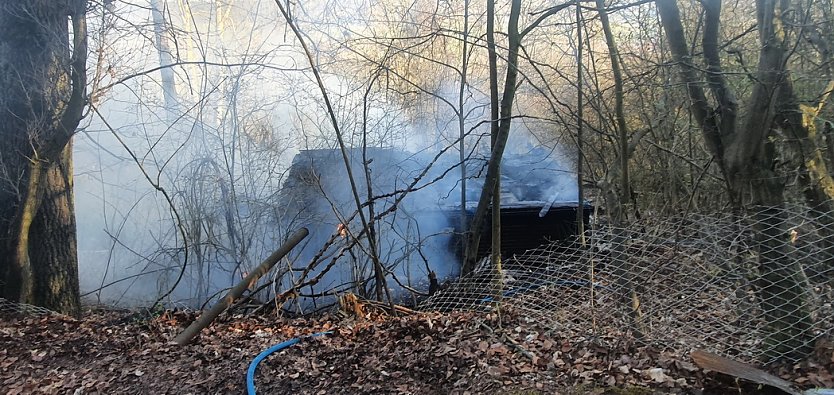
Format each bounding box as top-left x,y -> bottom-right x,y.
90,104 -> 189,310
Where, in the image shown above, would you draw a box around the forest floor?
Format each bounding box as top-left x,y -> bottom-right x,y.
1,305 -> 833,394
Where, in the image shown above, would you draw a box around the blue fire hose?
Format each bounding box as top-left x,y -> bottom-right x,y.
246,331 -> 332,395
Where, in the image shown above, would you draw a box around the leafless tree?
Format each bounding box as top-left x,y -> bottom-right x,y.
656,0 -> 818,359
0,0 -> 88,316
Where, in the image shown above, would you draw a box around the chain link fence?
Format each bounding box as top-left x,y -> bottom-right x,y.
420,204 -> 834,363
4,203 -> 832,364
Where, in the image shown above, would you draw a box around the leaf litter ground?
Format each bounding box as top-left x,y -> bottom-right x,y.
1,306 -> 832,394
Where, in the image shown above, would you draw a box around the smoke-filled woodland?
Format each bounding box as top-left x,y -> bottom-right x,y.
2,0 -> 834,393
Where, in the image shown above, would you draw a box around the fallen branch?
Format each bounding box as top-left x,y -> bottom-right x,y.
363,299 -> 418,315
172,228 -> 309,346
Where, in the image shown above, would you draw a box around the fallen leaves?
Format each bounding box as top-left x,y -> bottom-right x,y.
1,307 -> 832,394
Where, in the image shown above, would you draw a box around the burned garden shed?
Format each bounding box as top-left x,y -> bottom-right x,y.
274,146 -> 587,304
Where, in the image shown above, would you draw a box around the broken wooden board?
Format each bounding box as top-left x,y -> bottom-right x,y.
691,350 -> 801,395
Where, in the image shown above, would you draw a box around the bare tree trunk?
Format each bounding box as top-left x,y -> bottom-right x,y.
487,0 -> 502,275
595,0 -> 644,337
29,144 -> 81,316
362,73 -> 384,301
462,0 -> 521,275
0,162 -> 40,303
150,0 -> 179,121
0,1 -> 87,315
575,2 -> 585,245
458,0 -> 470,245
657,0 -> 813,360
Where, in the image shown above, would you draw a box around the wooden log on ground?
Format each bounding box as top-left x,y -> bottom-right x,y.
173,228 -> 309,345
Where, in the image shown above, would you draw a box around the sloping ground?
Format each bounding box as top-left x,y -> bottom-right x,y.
1,307 -> 832,394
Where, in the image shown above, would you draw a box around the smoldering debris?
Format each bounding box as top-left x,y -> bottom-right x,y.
269,145 -> 582,312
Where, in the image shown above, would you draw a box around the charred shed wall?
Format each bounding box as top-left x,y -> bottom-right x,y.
449,204 -> 591,262
275,147 -> 584,301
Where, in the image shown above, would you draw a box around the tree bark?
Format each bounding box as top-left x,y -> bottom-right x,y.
0,0 -> 87,315
29,144 -> 81,316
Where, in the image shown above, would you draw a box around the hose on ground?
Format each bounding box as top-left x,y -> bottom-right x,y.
246,331 -> 332,395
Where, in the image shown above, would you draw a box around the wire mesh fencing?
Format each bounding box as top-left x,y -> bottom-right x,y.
420,204 -> 834,364
0,297 -> 58,317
